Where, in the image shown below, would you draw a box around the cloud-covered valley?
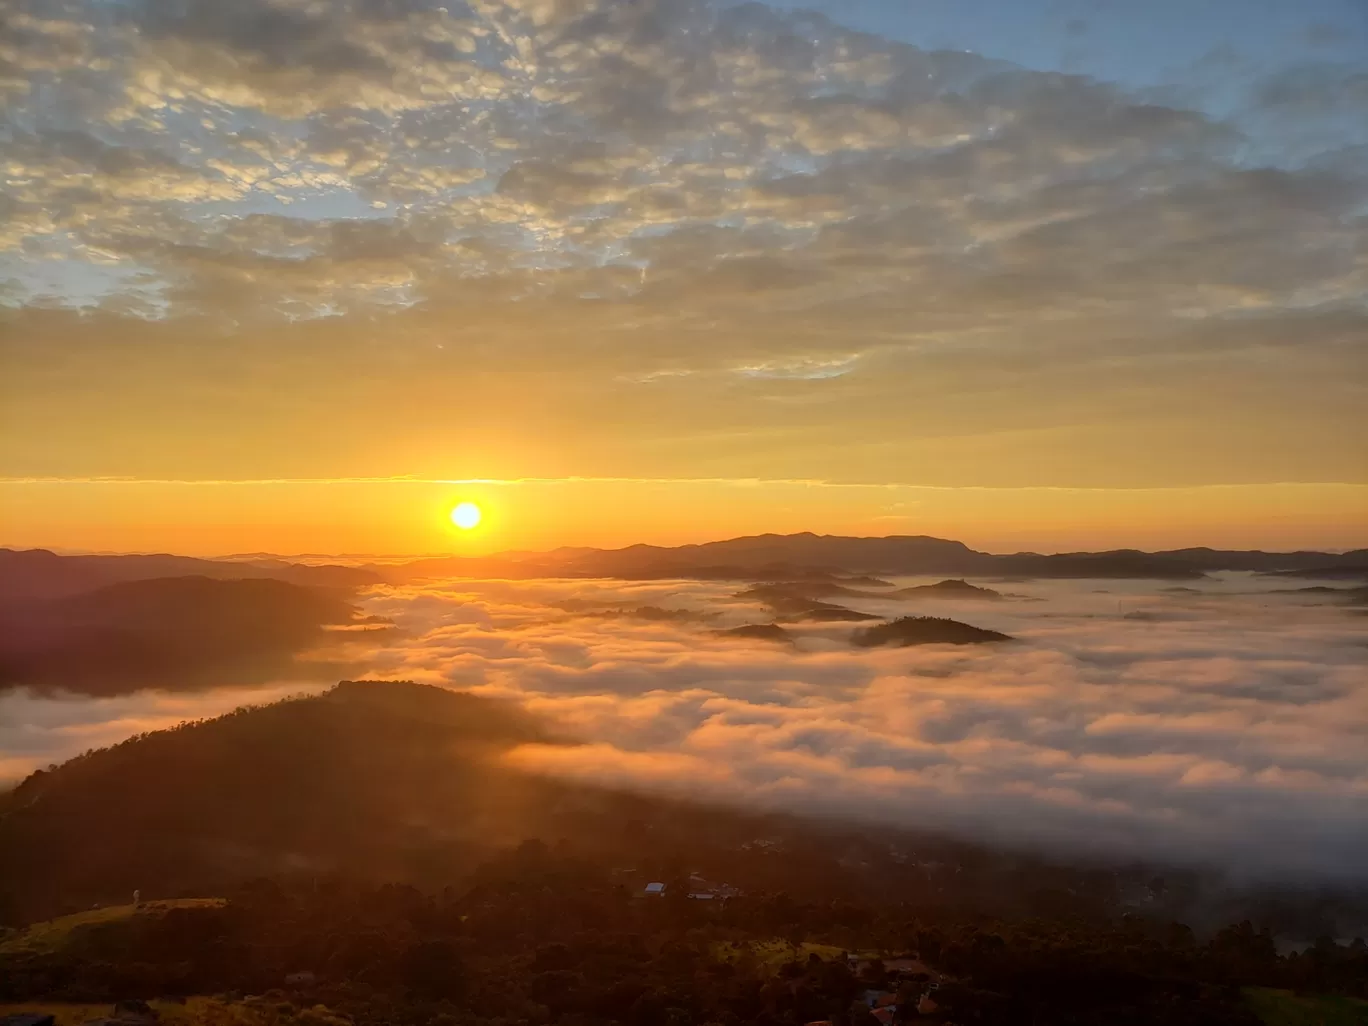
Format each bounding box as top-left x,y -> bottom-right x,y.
359,575 -> 1368,881
12,572 -> 1364,883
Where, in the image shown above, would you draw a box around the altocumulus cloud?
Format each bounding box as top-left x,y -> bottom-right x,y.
349,574 -> 1368,882
6,0 -> 1365,327
2,0 -> 1366,489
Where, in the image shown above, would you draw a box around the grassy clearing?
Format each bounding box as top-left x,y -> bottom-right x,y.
1245,987 -> 1368,1026
0,899 -> 227,955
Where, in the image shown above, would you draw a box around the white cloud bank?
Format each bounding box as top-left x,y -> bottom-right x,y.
353,573 -> 1368,881
4,573 -> 1365,882
0,680 -> 329,782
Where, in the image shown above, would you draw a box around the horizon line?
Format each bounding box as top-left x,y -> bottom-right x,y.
7,530 -> 1366,561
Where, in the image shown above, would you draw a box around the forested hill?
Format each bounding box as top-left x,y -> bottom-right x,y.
0,682 -> 570,920
4,681 -> 893,923
0,548 -> 380,602
0,680 -> 1185,931
0,576 -> 381,695
7,682 -> 1009,926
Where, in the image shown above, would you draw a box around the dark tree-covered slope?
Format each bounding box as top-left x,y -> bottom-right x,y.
853,616 -> 1013,647
0,576 -> 381,695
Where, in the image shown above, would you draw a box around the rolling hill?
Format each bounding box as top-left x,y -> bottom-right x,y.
853,616 -> 1014,647
378,535 -> 1368,583
0,576 -> 381,695
0,681 -> 570,920
0,548 -> 381,603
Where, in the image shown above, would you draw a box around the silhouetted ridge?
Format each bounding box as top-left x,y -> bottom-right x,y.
0,576 -> 377,695
0,681 -> 560,919
735,582 -> 880,621
853,617 -> 1013,647
8,540 -> 1360,595
896,579 -> 1004,599
378,535 -> 1358,582
1263,564 -> 1368,581
56,574 -> 356,628
0,547 -> 380,602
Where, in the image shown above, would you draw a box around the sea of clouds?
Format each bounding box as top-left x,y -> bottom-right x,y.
4,573 -> 1365,881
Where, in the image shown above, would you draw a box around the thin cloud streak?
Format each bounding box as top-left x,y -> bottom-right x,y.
3,477 -> 1365,493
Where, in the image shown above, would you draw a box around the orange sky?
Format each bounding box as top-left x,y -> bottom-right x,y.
3,478 -> 1364,556
3,0 -> 1365,557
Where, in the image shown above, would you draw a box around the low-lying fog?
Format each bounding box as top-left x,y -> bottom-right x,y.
5,572 -> 1365,881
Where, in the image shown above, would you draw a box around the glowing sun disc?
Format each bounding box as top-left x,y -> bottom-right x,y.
450,502 -> 482,529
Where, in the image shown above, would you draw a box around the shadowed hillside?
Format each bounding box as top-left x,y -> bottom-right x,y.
0,549 -> 381,602
0,682 -> 564,919
736,582 -> 881,621
7,682 -> 900,923
378,535 -> 1368,583
895,579 -> 1005,600
0,577 -> 382,695
853,616 -> 1014,647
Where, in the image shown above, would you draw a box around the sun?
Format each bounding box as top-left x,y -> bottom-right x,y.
449,501 -> 482,530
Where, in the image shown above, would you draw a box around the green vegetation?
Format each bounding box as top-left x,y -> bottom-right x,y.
1245,987 -> 1368,1026
8,861 -> 1352,1025
712,939 -> 848,966
0,900 -> 225,955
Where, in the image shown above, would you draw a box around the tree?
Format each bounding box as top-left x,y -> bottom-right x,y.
402,939 -> 466,1001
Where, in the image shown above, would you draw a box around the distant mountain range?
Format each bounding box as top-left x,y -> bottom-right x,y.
3,535 -> 1366,601
0,547 -> 380,603
379,535 -> 1368,583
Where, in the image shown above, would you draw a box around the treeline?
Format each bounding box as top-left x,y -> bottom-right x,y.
3,842 -> 1365,1026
